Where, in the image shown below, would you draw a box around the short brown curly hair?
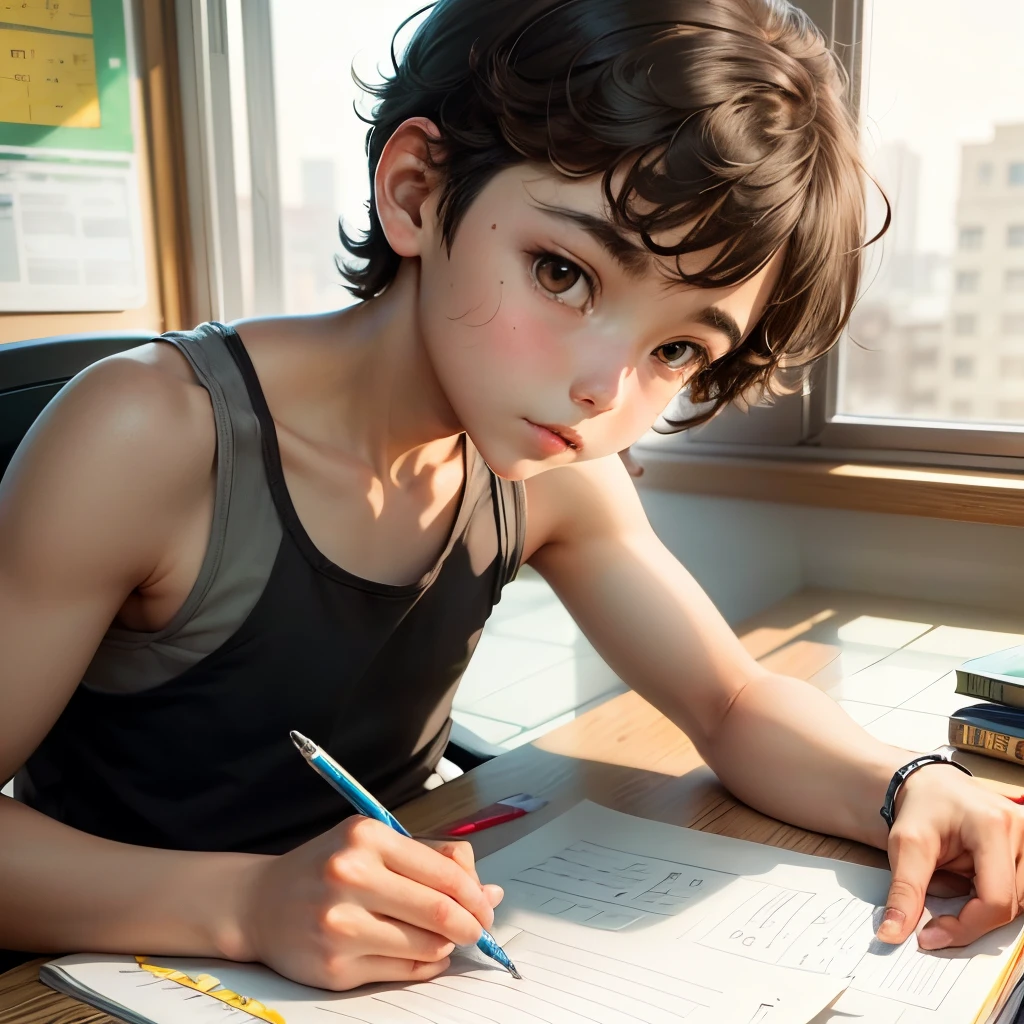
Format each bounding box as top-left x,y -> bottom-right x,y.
339,0 -> 886,428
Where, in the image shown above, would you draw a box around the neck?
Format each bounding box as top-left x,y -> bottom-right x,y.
329,259 -> 463,480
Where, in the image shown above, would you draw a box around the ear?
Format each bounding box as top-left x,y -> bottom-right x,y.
374,117 -> 444,259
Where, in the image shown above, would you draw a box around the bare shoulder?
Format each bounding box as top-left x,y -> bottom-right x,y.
10,341 -> 215,490
0,343 -> 221,773
0,341 -> 216,586
522,454 -> 650,560
227,310 -> 345,393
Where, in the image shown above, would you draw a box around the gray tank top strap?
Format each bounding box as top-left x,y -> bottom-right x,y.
83,322 -> 283,694
491,475 -> 526,603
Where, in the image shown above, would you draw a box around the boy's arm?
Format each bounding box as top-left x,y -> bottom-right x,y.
0,354 -> 497,986
525,455 -> 1024,950
0,353 -> 252,957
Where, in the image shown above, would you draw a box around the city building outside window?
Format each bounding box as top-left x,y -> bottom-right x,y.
999,355 -> 1024,377
953,356 -> 975,379
958,226 -> 984,250
955,270 -> 980,293
834,0 -> 1024,434
954,313 -> 977,336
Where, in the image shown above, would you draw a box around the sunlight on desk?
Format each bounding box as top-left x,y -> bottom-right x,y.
737,609 -> 837,660
835,615 -> 934,648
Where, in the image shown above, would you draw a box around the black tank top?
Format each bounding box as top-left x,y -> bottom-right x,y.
21,323 -> 526,855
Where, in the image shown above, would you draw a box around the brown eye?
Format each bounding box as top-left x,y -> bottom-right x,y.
656,341 -> 704,371
535,255 -> 583,293
531,253 -> 594,311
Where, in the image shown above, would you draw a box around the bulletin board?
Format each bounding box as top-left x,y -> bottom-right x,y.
0,0 -> 147,312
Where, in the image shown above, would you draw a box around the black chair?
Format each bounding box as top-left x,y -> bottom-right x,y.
0,329 -> 500,770
0,330 -> 157,483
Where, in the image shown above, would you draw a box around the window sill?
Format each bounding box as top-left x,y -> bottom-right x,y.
634,449 -> 1024,529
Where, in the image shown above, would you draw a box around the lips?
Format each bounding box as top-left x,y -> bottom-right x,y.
530,420 -> 584,452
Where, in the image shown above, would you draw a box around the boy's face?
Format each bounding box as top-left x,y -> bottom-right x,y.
416,163 -> 783,480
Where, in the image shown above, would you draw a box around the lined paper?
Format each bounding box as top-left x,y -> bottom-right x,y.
43,801 -> 1024,1024
328,933 -> 715,1023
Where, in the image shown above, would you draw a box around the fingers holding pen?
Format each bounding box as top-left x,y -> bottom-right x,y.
422,837 -> 481,884
420,837 -> 505,910
326,818 -> 496,945
379,830 -> 498,931
321,902 -> 456,962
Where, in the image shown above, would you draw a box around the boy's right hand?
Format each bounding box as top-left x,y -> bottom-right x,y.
235,815 -> 504,990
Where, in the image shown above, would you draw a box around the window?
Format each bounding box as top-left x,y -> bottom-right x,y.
958,226 -> 984,250
956,270 -> 980,293
909,390 -> 938,410
1000,355 -> 1024,377
1003,313 -> 1024,336
225,0 -> 436,317
823,0 -> 1024,453
952,356 -> 975,379
954,313 -> 977,336
205,0 -> 1024,461
910,347 -> 938,369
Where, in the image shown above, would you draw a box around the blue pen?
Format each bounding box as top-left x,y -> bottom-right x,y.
289,730 -> 520,979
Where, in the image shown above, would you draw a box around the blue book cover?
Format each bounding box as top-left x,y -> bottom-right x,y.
951,703 -> 1024,739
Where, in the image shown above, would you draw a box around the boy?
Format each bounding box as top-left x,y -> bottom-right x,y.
1,0 -> 1022,991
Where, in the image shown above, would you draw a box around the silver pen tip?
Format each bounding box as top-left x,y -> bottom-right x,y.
508,962 -> 522,980
289,730 -> 317,757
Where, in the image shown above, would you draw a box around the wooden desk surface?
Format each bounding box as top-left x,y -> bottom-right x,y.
3,588 -> 1023,1023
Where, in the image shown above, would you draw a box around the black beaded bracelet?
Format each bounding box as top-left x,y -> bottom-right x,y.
880,751 -> 973,829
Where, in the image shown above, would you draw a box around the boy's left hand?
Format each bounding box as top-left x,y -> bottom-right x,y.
877,764 -> 1024,949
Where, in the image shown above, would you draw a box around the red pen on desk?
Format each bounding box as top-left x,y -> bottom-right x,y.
442,793 -> 548,837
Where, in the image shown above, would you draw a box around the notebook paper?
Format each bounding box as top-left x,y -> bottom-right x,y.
479,802 -> 1024,1024
41,801 -> 1024,1024
43,939 -> 844,1024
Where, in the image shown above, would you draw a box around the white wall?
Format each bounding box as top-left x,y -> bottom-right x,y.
639,490 -> 804,624
639,486 -> 1024,625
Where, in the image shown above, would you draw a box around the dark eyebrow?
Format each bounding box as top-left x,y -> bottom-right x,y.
535,202 -> 744,352
533,204 -> 652,277
694,306 -> 743,352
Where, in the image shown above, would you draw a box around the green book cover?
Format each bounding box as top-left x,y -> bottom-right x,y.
954,646 -> 1024,707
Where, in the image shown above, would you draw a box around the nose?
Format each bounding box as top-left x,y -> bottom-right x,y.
569,337 -> 630,413
569,363 -> 628,413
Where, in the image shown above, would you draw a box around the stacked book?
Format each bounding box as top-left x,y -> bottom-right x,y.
949,647 -> 1024,765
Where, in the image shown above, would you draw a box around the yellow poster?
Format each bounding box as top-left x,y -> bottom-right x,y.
0,25 -> 100,127
0,0 -> 93,35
